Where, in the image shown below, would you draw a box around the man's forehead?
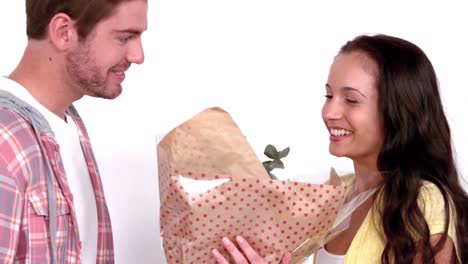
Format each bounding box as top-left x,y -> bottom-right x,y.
98,0 -> 148,32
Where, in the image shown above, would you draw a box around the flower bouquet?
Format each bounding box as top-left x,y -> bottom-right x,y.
157,107 -> 374,264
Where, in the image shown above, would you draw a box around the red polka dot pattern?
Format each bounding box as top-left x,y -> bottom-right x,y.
157,108 -> 347,264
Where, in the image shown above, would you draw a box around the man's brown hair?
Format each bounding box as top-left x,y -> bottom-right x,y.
26,0 -> 128,40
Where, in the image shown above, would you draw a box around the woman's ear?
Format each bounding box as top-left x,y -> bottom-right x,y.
47,13 -> 78,51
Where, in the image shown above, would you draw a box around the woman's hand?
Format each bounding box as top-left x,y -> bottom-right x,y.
211,236 -> 291,264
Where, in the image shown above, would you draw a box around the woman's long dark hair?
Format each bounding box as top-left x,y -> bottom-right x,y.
340,35 -> 468,264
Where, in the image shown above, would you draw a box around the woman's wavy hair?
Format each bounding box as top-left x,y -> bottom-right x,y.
340,34 -> 467,264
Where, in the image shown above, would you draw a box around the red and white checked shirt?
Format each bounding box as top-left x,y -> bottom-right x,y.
0,95 -> 114,263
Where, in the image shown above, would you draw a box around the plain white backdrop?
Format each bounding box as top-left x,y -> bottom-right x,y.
1,1 -> 467,263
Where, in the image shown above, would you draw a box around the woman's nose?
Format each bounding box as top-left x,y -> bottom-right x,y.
322,99 -> 343,120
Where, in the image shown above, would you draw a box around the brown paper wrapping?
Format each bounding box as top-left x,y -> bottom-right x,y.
158,107 -> 347,264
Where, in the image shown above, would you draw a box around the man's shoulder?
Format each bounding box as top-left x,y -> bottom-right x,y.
0,108 -> 43,188
0,107 -> 33,130
0,107 -> 39,150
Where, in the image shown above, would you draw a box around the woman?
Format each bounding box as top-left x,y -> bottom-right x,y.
212,34 -> 468,263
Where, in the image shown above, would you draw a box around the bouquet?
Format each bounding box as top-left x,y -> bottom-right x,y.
158,107 -> 374,264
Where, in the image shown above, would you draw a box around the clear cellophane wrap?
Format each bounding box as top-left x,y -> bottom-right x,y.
158,107 -> 378,264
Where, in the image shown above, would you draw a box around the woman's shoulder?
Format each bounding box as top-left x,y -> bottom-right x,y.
418,180 -> 460,261
418,180 -> 446,210
417,180 -> 455,230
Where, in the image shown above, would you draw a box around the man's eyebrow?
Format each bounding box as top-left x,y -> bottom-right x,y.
112,28 -> 146,34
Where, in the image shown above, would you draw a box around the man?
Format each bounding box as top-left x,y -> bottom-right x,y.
0,0 -> 147,263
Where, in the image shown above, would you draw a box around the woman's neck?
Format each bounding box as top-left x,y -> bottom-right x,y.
353,162 -> 383,192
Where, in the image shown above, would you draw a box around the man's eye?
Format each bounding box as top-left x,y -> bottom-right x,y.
118,36 -> 133,44
324,95 -> 332,100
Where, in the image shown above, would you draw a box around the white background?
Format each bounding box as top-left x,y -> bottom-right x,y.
1,1 -> 467,263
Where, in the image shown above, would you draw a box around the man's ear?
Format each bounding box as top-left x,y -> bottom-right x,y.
47,13 -> 78,51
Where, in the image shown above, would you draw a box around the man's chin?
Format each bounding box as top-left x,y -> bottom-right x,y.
86,85 -> 122,99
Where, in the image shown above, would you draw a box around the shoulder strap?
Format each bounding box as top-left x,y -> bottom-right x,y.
0,90 -> 58,264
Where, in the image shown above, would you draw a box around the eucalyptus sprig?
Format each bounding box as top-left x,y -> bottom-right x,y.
262,144 -> 290,180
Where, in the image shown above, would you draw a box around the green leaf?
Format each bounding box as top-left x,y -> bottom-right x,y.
268,172 -> 279,180
264,144 -> 279,159
270,159 -> 284,169
262,161 -> 272,172
278,147 -> 290,158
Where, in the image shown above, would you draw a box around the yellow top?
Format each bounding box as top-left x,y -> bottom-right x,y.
314,176 -> 460,263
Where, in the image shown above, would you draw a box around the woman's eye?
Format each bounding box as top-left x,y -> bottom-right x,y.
346,98 -> 359,104
325,95 -> 333,100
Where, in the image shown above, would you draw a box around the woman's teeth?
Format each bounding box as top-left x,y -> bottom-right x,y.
330,128 -> 352,136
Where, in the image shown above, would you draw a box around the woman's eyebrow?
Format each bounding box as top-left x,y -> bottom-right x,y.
325,84 -> 367,98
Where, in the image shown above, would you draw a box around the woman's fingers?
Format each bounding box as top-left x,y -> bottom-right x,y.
213,236 -> 288,264
281,252 -> 291,264
221,237 -> 250,264
211,248 -> 230,264
234,236 -> 265,264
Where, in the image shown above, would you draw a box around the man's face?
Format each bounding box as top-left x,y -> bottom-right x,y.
66,0 -> 148,99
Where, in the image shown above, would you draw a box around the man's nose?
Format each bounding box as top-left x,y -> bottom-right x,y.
127,37 -> 145,64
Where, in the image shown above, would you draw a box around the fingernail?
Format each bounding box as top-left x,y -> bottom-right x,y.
236,236 -> 244,244
222,237 -> 231,246
211,249 -> 220,257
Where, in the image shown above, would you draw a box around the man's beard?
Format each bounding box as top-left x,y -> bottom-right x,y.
66,43 -> 114,99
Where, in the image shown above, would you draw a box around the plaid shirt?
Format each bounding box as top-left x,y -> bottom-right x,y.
0,100 -> 114,263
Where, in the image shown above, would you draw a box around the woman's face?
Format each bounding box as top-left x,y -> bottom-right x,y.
322,51 -> 384,167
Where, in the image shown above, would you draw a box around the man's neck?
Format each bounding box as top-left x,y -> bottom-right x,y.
8,43 -> 83,120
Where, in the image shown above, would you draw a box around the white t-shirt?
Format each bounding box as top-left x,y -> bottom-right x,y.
0,77 -> 98,263
315,246 -> 345,264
